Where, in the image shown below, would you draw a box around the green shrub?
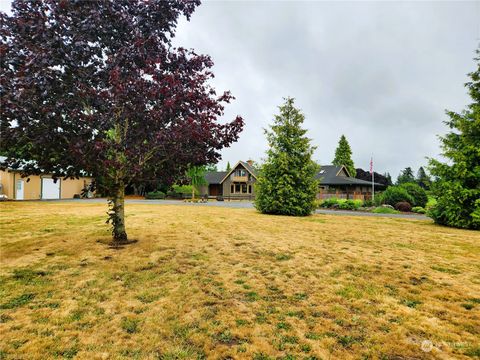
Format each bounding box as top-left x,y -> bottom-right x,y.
172,184 -> 197,195
427,198 -> 480,230
319,198 -> 339,208
373,193 -> 384,206
338,200 -> 361,210
412,206 -> 426,214
363,199 -> 373,207
144,191 -> 165,199
426,196 -> 437,209
381,186 -> 414,207
372,207 -> 400,214
399,183 -> 428,207
352,200 -> 363,209
167,184 -> 199,198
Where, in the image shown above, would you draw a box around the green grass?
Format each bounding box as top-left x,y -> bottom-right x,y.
0,293 -> 36,309
121,317 -> 140,334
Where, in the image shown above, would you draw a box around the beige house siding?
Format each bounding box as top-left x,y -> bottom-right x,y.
0,170 -> 15,199
222,178 -> 255,198
61,178 -> 89,199
23,176 -> 42,200
0,170 -> 92,200
222,163 -> 256,199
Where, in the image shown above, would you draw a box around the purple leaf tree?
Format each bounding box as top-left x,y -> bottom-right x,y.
0,0 -> 244,244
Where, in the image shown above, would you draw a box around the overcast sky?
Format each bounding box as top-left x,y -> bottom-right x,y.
1,1 -> 478,179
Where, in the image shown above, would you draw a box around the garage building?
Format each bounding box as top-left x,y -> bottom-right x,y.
0,157 -> 93,200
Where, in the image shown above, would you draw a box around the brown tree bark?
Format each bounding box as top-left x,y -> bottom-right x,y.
111,181 -> 128,244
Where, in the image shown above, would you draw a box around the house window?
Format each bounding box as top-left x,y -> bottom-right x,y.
242,184 -> 247,193
235,183 -> 241,193
231,184 -> 234,193
248,185 -> 252,193
235,169 -> 246,177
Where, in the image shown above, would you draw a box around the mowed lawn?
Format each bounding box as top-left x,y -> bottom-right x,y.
0,203 -> 479,360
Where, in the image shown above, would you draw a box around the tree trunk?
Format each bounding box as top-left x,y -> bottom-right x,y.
111,182 -> 128,244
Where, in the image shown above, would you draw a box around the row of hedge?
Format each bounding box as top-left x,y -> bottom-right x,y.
145,184 -> 199,200
317,183 -> 430,213
317,198 -> 363,210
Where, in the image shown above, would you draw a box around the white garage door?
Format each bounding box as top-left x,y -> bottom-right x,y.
42,178 -> 60,199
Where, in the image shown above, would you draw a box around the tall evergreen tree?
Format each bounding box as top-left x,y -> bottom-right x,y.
416,167 -> 431,189
428,51 -> 480,230
332,135 -> 356,177
396,167 -> 415,185
226,162 -> 232,172
255,98 -> 319,216
384,172 -> 393,186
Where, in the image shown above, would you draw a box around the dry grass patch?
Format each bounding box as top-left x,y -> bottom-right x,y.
0,202 -> 479,359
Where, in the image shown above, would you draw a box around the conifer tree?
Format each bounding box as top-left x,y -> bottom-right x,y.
428,50 -> 480,230
416,167 -> 431,189
396,167 -> 415,185
384,172 -> 393,186
332,135 -> 356,177
255,98 -> 319,216
226,162 -> 232,172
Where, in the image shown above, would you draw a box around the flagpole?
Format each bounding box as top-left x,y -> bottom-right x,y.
371,157 -> 375,202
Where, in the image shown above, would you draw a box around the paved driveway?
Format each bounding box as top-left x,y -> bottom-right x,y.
62,198 -> 430,220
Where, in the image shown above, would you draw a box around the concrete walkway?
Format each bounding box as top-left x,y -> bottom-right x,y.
62,198 -> 430,220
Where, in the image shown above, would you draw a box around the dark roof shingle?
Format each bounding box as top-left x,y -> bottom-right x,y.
317,165 -> 384,187
205,171 -> 228,184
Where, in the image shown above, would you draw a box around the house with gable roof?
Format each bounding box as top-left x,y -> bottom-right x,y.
201,160 -> 384,200
200,160 -> 257,200
315,165 -> 385,199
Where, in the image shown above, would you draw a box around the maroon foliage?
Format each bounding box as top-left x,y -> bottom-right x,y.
1,0 -> 244,242
395,202 -> 412,212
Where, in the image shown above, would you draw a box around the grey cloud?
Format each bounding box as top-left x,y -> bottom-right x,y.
1,1 -> 478,178
174,1 -> 479,178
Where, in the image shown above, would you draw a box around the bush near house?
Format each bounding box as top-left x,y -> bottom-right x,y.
412,206 -> 426,214
167,185 -> 199,198
372,206 -> 400,214
338,200 -> 362,210
318,198 -> 340,208
144,191 -> 165,200
399,183 -> 428,208
317,198 -> 363,210
381,186 -> 414,207
395,201 -> 412,212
